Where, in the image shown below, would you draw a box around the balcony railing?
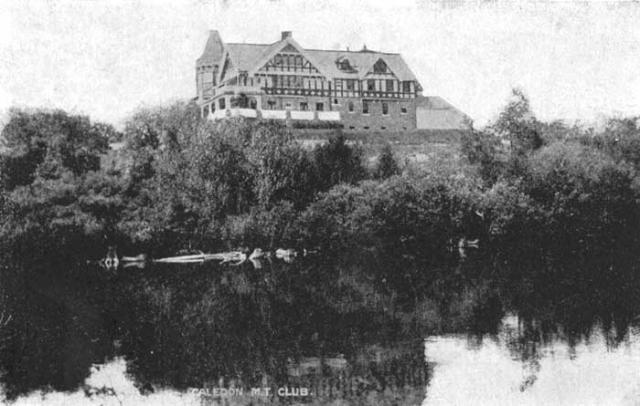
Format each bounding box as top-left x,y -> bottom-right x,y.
260,110 -> 287,120
212,83 -> 416,99
264,88 -> 332,97
216,84 -> 262,94
317,111 -> 340,121
290,111 -> 315,120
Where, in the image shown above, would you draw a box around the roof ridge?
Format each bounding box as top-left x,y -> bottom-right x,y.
225,43 -> 401,56
304,48 -> 400,55
226,41 -> 280,47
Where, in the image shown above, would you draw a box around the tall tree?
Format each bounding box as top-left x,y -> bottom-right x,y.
491,89 -> 543,157
0,109 -> 109,189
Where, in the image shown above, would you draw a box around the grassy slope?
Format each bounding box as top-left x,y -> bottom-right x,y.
294,129 -> 465,167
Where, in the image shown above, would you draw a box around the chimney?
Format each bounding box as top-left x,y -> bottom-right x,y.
281,31 -> 292,40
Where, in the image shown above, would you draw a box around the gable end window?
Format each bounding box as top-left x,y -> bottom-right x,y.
373,59 -> 387,74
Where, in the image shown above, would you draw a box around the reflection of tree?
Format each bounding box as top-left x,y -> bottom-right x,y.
0,266 -> 121,400
115,258 -> 432,403
3,247 -> 640,402
489,253 -> 640,391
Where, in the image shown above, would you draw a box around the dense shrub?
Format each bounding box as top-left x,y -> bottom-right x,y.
3,94 -> 640,266
373,144 -> 401,180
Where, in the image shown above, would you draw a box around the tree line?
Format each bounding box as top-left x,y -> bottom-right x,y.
1,90 -> 640,267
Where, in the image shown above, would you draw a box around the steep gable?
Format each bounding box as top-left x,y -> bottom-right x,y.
249,38 -> 331,78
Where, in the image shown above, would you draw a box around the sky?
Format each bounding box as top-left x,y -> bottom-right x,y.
1,0 -> 640,129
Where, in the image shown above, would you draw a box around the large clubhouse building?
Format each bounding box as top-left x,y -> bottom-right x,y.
196,31 -> 467,131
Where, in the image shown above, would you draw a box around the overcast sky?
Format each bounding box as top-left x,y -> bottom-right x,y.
1,0 -> 640,128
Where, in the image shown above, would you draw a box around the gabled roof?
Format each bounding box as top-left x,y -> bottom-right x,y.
416,96 -> 470,130
416,96 -> 465,112
225,42 -> 279,72
304,49 -> 420,83
210,34 -> 420,85
248,37 -> 333,78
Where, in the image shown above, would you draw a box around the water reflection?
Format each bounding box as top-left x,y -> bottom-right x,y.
424,315 -> 640,406
2,252 -> 640,404
0,256 -> 431,404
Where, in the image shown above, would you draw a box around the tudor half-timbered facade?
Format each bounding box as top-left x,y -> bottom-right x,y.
196,31 -> 466,131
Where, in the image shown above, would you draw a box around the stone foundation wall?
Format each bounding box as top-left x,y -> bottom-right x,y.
334,97 -> 417,131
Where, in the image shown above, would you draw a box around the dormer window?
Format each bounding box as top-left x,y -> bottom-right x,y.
373,59 -> 388,74
336,57 -> 356,73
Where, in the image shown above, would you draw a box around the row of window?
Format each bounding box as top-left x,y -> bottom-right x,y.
206,97 -> 409,115
348,126 -> 410,131
349,101 -> 408,115
267,100 -> 409,115
247,73 -> 414,92
266,101 -> 325,111
334,79 -> 412,93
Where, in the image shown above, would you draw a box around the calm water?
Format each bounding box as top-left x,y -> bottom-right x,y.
1,252 -> 640,405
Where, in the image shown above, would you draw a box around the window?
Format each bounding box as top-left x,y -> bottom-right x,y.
202,105 -> 210,117
219,98 -> 226,109
382,102 -> 389,115
373,59 -> 387,73
381,126 -> 386,130
348,101 -> 354,112
402,81 -> 412,93
367,80 -> 375,91
346,80 -> 355,91
300,102 -> 308,111
400,106 -> 407,114
239,72 -> 248,86
285,102 -> 292,109
336,57 -> 356,73
267,100 -> 276,110
364,126 -> 370,130
362,100 -> 369,114
333,98 -> 339,105
316,102 -> 324,111
386,79 -> 394,92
